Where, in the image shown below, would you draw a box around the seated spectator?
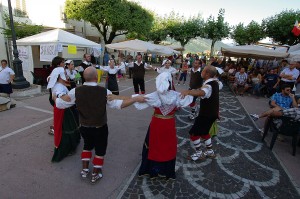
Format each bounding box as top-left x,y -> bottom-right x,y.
250,85 -> 298,136
233,67 -> 249,96
249,70 -> 262,97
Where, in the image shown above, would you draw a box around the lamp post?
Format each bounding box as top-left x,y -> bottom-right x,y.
7,0 -> 30,89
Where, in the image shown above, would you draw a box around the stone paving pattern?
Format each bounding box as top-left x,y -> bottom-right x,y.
120,86 -> 300,199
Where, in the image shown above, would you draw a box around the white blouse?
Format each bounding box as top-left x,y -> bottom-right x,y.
99,65 -> 125,74
133,90 -> 193,115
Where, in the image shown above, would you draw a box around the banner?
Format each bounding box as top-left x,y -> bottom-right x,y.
40,44 -> 58,61
68,45 -> 77,54
17,46 -> 30,71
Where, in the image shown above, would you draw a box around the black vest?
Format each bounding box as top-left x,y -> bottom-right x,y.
189,68 -> 203,89
75,85 -> 107,127
199,80 -> 219,119
132,62 -> 145,79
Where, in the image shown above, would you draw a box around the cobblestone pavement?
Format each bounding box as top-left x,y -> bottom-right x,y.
118,86 -> 300,199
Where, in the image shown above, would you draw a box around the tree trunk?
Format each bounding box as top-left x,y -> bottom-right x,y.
210,40 -> 216,57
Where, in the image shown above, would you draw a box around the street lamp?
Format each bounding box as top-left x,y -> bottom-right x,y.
7,0 -> 30,89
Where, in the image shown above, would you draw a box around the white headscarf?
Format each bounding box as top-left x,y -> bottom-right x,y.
47,67 -> 67,89
155,72 -> 177,115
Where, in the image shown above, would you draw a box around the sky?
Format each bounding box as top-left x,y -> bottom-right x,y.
131,0 -> 300,26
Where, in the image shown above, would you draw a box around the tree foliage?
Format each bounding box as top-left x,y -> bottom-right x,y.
0,14 -> 43,39
147,12 -> 204,47
262,9 -> 300,45
231,21 -> 265,45
168,13 -> 204,47
65,0 -> 154,44
203,9 -> 230,56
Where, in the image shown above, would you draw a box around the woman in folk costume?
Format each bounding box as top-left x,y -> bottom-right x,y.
65,60 -> 78,90
154,59 -> 178,90
47,67 -> 80,162
135,72 -> 192,179
99,59 -> 125,95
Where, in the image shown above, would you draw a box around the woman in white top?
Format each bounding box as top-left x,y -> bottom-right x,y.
99,59 -> 125,95
0,59 -> 15,95
47,66 -> 80,162
65,60 -> 78,89
155,59 -> 178,90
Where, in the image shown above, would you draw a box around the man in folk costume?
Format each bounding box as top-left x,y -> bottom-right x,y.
55,66 -> 146,184
47,67 -> 80,162
131,54 -> 153,94
77,54 -> 92,83
188,59 -> 203,120
181,65 -> 219,160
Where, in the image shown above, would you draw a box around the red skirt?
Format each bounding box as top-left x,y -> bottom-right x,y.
148,109 -> 177,162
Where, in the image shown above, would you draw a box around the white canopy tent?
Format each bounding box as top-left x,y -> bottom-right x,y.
17,29 -> 101,48
16,29 -> 101,84
105,39 -> 179,55
221,45 -> 289,60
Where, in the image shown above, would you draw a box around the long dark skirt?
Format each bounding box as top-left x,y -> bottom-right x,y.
138,126 -> 176,179
52,106 -> 80,162
106,74 -> 119,95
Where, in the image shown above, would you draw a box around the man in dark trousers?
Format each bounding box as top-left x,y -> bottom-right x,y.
55,66 -> 146,184
181,65 -> 219,161
188,59 -> 203,119
131,54 -> 152,94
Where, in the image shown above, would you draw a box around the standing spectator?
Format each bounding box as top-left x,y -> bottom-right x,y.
131,54 -> 152,94
233,68 -> 249,96
103,51 -> 110,66
0,59 -> 15,96
264,69 -> 279,97
279,61 -> 299,90
126,57 -> 134,79
177,60 -> 189,85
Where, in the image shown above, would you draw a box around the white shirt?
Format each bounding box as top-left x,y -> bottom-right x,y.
132,90 -> 193,115
134,61 -> 149,68
66,69 -> 78,80
55,82 -> 123,109
280,67 -> 299,82
156,66 -> 178,75
126,61 -> 134,68
99,65 -> 125,74
201,78 -> 217,99
52,82 -> 69,98
0,66 -> 15,84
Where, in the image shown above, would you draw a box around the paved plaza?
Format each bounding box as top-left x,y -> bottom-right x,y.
119,86 -> 300,199
1,72 -> 299,199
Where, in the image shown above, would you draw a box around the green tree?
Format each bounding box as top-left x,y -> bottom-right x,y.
231,23 -> 247,45
168,14 -> 205,48
65,0 -> 153,44
203,9 -> 230,56
146,14 -> 170,44
262,9 -> 300,45
1,14 -> 43,39
231,21 -> 265,45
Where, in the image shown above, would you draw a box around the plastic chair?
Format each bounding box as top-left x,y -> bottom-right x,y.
262,117 -> 300,156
